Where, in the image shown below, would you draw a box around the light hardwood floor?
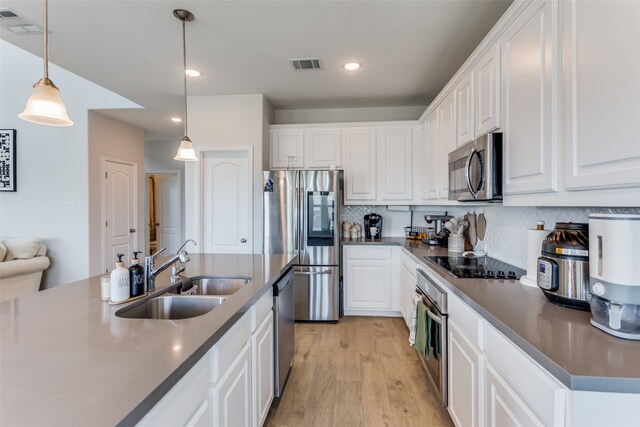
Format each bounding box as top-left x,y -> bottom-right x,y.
265,316 -> 454,427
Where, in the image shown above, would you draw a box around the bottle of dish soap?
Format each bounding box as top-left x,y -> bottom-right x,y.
110,254 -> 130,303
129,251 -> 145,298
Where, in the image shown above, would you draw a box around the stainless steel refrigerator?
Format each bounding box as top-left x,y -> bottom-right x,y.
263,170 -> 343,322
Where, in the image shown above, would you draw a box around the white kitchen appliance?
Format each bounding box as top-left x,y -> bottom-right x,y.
587,214 -> 640,340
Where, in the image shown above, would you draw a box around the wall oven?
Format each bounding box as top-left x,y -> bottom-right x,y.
416,267 -> 448,406
448,132 -> 502,201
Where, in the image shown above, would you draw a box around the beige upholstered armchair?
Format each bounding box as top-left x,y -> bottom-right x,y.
0,238 -> 50,301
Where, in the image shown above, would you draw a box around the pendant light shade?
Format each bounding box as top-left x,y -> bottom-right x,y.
174,136 -> 198,161
19,0 -> 73,126
173,9 -> 198,162
19,78 -> 73,126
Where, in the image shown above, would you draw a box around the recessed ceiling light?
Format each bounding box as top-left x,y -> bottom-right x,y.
171,117 -> 183,123
185,69 -> 201,77
344,62 -> 361,71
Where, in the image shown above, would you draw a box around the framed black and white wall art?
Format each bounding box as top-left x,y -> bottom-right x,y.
0,129 -> 16,192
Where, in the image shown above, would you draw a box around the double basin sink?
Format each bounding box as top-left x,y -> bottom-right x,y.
116,276 -> 251,320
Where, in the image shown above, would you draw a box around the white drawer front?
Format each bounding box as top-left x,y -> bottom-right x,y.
209,309 -> 252,385
449,293 -> 485,349
485,324 -> 566,426
344,246 -> 392,260
251,287 -> 273,333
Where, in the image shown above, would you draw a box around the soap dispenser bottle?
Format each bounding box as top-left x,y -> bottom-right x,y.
110,254 -> 130,303
129,251 -> 145,298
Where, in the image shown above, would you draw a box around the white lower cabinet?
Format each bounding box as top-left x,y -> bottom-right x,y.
448,320 -> 484,427
399,250 -> 418,329
485,362 -> 545,427
448,292 -> 565,427
212,342 -> 252,427
399,264 -> 414,329
185,399 -> 211,427
137,288 -> 275,427
252,311 -> 274,427
136,356 -> 210,427
343,246 -> 399,316
344,259 -> 392,311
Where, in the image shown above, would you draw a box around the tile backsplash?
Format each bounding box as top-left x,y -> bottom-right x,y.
343,205 -> 640,269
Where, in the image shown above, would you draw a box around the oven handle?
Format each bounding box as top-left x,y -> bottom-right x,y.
465,147 -> 478,199
426,308 -> 442,325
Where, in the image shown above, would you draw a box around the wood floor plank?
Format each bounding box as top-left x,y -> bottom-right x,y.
265,317 -> 454,427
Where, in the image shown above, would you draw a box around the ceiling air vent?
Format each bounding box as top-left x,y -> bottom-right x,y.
289,58 -> 321,70
0,9 -> 19,19
0,9 -> 43,34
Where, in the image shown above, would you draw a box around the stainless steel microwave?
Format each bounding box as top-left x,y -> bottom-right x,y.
448,133 -> 502,201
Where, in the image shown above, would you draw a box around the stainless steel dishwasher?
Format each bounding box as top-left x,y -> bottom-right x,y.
273,267 -> 295,398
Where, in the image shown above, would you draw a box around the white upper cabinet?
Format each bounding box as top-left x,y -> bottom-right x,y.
561,0 -> 640,191
423,110 -> 440,200
343,128 -> 377,203
501,0 -> 559,195
270,129 -> 304,169
474,44 -> 501,137
455,73 -> 475,147
438,92 -> 456,199
304,129 -> 342,169
377,127 -> 413,202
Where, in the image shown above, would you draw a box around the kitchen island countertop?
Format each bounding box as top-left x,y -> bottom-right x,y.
0,253 -> 296,427
343,237 -> 640,393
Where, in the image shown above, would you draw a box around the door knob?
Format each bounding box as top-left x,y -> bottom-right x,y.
241,238 -> 247,243
129,228 -> 136,233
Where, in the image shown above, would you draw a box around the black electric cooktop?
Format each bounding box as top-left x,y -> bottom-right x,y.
426,255 -> 526,280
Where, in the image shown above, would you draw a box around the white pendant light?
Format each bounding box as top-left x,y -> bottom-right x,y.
173,9 -> 198,162
18,0 -> 73,126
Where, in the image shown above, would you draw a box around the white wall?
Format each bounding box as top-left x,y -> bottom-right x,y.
0,40 -> 139,288
186,94 -> 271,253
274,105 -> 426,124
88,112 -> 145,276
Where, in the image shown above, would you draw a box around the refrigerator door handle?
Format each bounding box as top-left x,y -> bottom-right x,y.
297,184 -> 305,257
294,270 -> 333,276
294,172 -> 300,251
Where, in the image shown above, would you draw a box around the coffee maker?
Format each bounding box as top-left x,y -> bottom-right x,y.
364,213 -> 383,240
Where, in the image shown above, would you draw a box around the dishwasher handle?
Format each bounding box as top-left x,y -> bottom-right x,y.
273,267 -> 295,295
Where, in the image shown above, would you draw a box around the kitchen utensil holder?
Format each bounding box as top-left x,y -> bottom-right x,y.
448,234 -> 465,253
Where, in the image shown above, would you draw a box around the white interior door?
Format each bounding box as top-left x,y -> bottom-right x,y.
152,173 -> 181,253
202,150 -> 251,253
104,159 -> 137,272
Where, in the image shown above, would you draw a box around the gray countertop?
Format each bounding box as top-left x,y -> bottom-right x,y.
343,237 -> 640,393
0,253 -> 296,427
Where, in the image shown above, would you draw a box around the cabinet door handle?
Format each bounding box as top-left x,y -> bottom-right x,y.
241,238 -> 247,243
129,228 -> 136,233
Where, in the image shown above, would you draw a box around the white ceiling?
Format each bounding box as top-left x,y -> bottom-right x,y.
0,0 -> 511,139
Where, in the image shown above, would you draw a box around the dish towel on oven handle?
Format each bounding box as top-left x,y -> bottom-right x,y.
415,301 -> 428,357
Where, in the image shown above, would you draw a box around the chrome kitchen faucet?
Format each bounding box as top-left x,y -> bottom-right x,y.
144,239 -> 197,292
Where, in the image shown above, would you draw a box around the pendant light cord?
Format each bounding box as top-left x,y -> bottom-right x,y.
43,0 -> 49,79
182,19 -> 188,137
